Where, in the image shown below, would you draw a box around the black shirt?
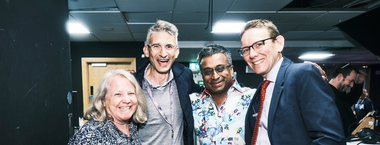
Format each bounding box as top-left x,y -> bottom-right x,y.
329,84 -> 363,138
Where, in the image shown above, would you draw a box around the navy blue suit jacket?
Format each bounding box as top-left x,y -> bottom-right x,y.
245,57 -> 345,145
134,62 -> 203,145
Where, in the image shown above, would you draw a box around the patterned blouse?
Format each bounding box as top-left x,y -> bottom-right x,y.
68,119 -> 141,145
190,80 -> 256,145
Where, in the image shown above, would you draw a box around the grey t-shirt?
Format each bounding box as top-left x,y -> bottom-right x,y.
139,66 -> 184,145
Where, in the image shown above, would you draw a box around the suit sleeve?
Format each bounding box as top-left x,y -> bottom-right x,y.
296,65 -> 346,145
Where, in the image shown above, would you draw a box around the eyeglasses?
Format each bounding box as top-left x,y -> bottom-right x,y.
147,43 -> 176,52
238,36 -> 278,57
201,65 -> 230,76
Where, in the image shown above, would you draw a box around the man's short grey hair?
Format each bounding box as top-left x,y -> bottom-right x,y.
145,20 -> 179,47
197,44 -> 232,67
84,69 -> 147,124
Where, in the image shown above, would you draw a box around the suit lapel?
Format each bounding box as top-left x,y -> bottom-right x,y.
267,57 -> 292,139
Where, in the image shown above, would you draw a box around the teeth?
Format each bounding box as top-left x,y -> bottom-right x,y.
158,59 -> 168,62
119,107 -> 130,110
254,59 -> 264,64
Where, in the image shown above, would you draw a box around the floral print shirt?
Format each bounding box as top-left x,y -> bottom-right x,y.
68,119 -> 141,145
190,80 -> 256,145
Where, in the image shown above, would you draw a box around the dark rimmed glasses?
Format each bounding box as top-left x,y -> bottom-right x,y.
201,65 -> 231,76
238,36 -> 278,57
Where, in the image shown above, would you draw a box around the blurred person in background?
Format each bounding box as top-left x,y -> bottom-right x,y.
354,88 -> 374,123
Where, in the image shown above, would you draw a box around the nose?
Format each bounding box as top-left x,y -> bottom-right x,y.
248,47 -> 258,58
349,81 -> 354,87
159,47 -> 168,58
211,70 -> 220,80
122,97 -> 131,104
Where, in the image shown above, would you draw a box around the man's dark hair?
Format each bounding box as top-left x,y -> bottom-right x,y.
331,63 -> 359,79
197,44 -> 232,67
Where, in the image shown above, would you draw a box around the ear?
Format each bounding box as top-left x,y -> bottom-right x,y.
174,47 -> 180,59
275,35 -> 285,53
143,46 -> 150,58
337,73 -> 344,81
230,65 -> 234,75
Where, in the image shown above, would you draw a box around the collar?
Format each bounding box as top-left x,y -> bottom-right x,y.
264,57 -> 283,83
200,79 -> 242,99
143,63 -> 174,90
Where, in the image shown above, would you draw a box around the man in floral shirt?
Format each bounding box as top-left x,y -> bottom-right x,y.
190,44 -> 256,145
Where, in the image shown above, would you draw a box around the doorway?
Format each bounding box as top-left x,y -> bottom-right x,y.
81,57 -> 136,119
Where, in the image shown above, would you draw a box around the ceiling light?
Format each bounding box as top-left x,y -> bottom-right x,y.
68,23 -> 90,34
101,27 -> 114,31
299,54 -> 335,59
211,23 -> 246,33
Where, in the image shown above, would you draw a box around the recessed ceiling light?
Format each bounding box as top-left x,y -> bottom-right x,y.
101,27 -> 114,31
68,23 -> 90,34
299,54 -> 335,59
211,22 -> 246,33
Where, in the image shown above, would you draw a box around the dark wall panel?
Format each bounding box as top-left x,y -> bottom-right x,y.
0,0 -> 71,144
337,7 -> 380,57
70,42 -> 146,116
369,65 -> 380,112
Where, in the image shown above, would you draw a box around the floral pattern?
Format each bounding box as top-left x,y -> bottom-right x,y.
190,80 -> 256,145
68,119 -> 141,145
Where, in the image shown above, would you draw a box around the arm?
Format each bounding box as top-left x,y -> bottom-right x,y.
359,100 -> 375,123
296,65 -> 345,144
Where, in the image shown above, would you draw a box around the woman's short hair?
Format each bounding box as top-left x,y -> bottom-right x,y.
84,69 -> 147,124
145,20 -> 178,47
240,19 -> 280,41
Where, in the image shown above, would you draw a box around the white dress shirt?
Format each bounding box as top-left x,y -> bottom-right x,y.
256,57 -> 283,145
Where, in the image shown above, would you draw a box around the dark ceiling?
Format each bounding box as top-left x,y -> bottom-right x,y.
68,0 -> 380,65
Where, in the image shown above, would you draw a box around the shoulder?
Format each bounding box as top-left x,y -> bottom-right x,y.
68,120 -> 108,144
285,62 -> 319,79
172,62 -> 191,73
189,92 -> 202,102
242,87 -> 257,97
288,62 -> 315,72
172,62 -> 193,78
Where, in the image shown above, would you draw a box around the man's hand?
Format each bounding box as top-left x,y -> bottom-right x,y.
355,70 -> 367,84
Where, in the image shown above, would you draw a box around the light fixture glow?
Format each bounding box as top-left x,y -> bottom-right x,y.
68,23 -> 90,34
211,23 -> 246,33
299,54 -> 335,59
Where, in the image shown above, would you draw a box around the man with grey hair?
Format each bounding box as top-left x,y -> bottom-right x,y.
134,20 -> 203,145
190,44 -> 256,144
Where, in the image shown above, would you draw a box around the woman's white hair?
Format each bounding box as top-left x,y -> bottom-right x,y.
84,69 -> 147,123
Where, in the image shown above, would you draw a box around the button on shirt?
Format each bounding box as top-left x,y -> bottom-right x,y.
190,80 -> 256,145
256,57 -> 283,145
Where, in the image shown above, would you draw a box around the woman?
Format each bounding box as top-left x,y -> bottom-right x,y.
68,69 -> 147,144
354,88 -> 374,123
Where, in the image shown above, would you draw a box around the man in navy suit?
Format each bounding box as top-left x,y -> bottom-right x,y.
240,19 -> 345,144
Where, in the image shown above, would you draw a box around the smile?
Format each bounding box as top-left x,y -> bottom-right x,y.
119,107 -> 131,110
254,59 -> 264,65
158,59 -> 168,63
